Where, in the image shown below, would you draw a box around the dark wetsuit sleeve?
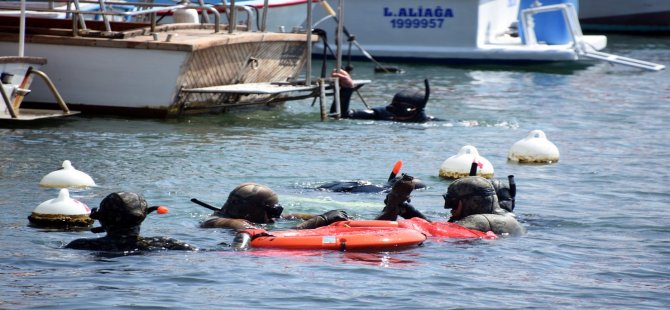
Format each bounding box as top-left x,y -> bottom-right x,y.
399,203 -> 430,222
65,238 -> 95,250
294,210 -> 349,229
330,87 -> 355,115
139,237 -> 197,251
201,216 -> 256,230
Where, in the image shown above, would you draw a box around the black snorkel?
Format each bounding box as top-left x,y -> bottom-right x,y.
190,198 -> 284,222
469,161 -> 478,176
423,79 -> 430,110
508,175 -> 516,211
190,198 -> 220,212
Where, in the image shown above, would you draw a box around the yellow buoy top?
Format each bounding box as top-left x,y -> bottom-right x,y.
39,160 -> 97,188
439,145 -> 494,179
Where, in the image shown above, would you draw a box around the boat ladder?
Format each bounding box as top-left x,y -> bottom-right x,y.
179,79 -> 370,119
520,3 -> 665,71
1,60 -> 79,122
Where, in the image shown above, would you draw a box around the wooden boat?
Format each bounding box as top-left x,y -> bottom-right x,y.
0,1 -> 321,118
1,1 -> 78,122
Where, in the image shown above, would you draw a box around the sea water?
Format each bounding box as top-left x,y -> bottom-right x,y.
1,34 -> 669,309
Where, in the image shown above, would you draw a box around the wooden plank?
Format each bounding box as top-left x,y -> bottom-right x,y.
0,109 -> 79,121
182,82 -> 318,95
182,80 -> 370,95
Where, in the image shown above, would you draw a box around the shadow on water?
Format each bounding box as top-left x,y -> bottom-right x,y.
345,56 -> 597,75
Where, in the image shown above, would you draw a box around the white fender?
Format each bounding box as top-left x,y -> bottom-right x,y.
33,188 -> 91,216
39,160 -> 96,188
173,8 -> 199,24
508,130 -> 560,163
439,145 -> 494,179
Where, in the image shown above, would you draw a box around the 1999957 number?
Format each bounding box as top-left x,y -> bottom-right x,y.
390,18 -> 444,28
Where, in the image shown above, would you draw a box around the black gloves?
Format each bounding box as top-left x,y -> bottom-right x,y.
294,209 -> 350,230
376,174 -> 415,221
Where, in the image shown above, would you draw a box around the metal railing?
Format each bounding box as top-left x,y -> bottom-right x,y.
520,3 -> 665,71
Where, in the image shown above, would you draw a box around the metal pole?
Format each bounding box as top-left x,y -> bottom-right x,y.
319,78 -> 326,121
260,0 -> 269,32
229,0 -> 237,33
305,0 -> 313,86
30,68 -> 71,113
97,0 -> 112,32
333,0 -> 344,118
19,0 -> 25,57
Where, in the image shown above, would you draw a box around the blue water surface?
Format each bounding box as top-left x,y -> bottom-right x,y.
1,34 -> 669,309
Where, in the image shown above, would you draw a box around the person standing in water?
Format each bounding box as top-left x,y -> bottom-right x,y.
331,69 -> 439,122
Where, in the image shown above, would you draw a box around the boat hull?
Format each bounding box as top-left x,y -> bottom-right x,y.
579,0 -> 670,33
310,0 -> 607,62
0,17 -> 312,117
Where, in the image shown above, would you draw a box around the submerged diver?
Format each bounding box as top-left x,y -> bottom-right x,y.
317,160 -> 427,193
194,183 -> 350,230
331,69 -> 439,123
66,192 -> 196,252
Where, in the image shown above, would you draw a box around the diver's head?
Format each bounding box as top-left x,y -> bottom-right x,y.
219,183 -> 283,223
443,176 -> 498,221
89,192 -> 155,237
390,79 -> 430,113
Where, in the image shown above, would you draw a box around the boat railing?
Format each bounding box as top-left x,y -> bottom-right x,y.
520,3 -> 665,71
1,58 -> 74,119
2,0 -> 225,34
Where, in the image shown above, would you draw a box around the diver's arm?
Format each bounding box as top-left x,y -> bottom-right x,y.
294,210 -> 349,229
399,203 -> 431,222
200,217 -> 256,230
375,174 -> 415,221
282,213 -> 317,221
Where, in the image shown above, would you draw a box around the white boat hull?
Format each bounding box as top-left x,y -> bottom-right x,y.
0,16 -> 313,117
310,0 -> 607,62
7,43 -> 186,110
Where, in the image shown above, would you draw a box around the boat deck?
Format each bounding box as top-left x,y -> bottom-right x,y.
0,16 -> 316,52
0,108 -> 79,121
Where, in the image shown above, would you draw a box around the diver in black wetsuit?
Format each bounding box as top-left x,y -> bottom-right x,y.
196,183 -> 350,230
444,176 -> 526,237
331,69 -> 439,122
317,175 -> 427,193
374,173 -> 525,237
65,192 -> 196,252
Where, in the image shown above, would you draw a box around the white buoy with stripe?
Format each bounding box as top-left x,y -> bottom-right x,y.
28,188 -> 93,228
39,160 -> 96,188
508,130 -> 560,163
439,145 -> 494,179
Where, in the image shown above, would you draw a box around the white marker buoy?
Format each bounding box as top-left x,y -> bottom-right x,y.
28,188 -> 93,228
439,145 -> 495,179
508,130 -> 560,163
39,160 -> 96,188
